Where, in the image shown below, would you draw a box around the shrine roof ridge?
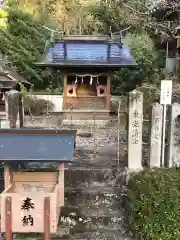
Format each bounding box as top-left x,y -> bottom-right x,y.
34,38 -> 137,69
53,34 -> 119,42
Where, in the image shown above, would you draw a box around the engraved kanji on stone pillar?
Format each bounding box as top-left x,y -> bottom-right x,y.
167,103 -> 180,167
128,90 -> 143,170
149,103 -> 163,167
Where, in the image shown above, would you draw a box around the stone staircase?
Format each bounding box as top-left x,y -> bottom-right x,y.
63,97 -> 110,124
56,127 -> 131,240
14,122 -> 131,240
58,158 -> 131,239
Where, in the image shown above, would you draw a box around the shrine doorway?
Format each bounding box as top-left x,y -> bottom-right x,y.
67,76 -> 97,97
76,84 -> 97,97
64,74 -> 110,110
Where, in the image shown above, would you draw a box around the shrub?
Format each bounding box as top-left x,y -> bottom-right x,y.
123,168 -> 180,240
23,96 -> 54,115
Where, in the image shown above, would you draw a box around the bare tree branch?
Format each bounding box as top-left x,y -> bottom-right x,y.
122,3 -> 149,16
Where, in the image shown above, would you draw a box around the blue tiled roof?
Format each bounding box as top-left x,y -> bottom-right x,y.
39,41 -> 137,67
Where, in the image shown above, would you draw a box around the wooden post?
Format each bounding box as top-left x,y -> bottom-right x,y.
5,196 -> 12,240
63,73 -> 68,105
58,162 -> 64,207
106,75 -> 111,110
44,197 -> 50,240
4,164 -> 12,189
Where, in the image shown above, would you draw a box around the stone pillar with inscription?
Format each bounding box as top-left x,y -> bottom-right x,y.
149,103 -> 163,167
5,90 -> 20,128
128,90 -> 143,170
167,103 -> 180,167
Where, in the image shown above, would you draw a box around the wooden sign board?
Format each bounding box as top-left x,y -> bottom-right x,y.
160,80 -> 172,105
0,128 -> 76,161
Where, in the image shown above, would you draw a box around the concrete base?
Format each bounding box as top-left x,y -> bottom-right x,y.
62,119 -> 110,127
128,167 -> 143,173
0,120 -> 9,128
0,119 -> 20,128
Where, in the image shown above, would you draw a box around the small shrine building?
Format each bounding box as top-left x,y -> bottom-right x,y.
0,66 -> 30,112
35,35 -> 137,117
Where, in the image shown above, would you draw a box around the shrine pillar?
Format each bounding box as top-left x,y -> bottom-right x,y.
106,75 -> 111,110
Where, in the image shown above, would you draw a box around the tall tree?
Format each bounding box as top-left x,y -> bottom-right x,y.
0,3 -> 54,89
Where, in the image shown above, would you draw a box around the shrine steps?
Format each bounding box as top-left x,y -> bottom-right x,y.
62,110 -> 110,126
63,96 -> 106,110
12,122 -> 128,240
62,96 -> 110,125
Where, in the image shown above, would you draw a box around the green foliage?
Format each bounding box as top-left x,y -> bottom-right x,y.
0,5 -> 57,89
0,8 -> 8,28
23,96 -> 54,115
0,0 -> 169,92
111,33 -> 164,94
123,168 -> 180,240
91,0 -> 149,34
0,0 -> 103,90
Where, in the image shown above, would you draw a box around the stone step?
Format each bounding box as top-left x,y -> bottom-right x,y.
68,158 -> 126,169
66,101 -> 106,108
65,231 -> 131,240
65,105 -> 106,110
64,192 -> 119,208
23,158 -> 126,172
65,185 -> 114,194
56,214 -> 130,240
64,97 -> 106,110
63,111 -> 110,120
14,230 -> 131,240
63,204 -> 120,218
64,190 -> 120,215
64,168 -> 118,187
59,215 -> 124,234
